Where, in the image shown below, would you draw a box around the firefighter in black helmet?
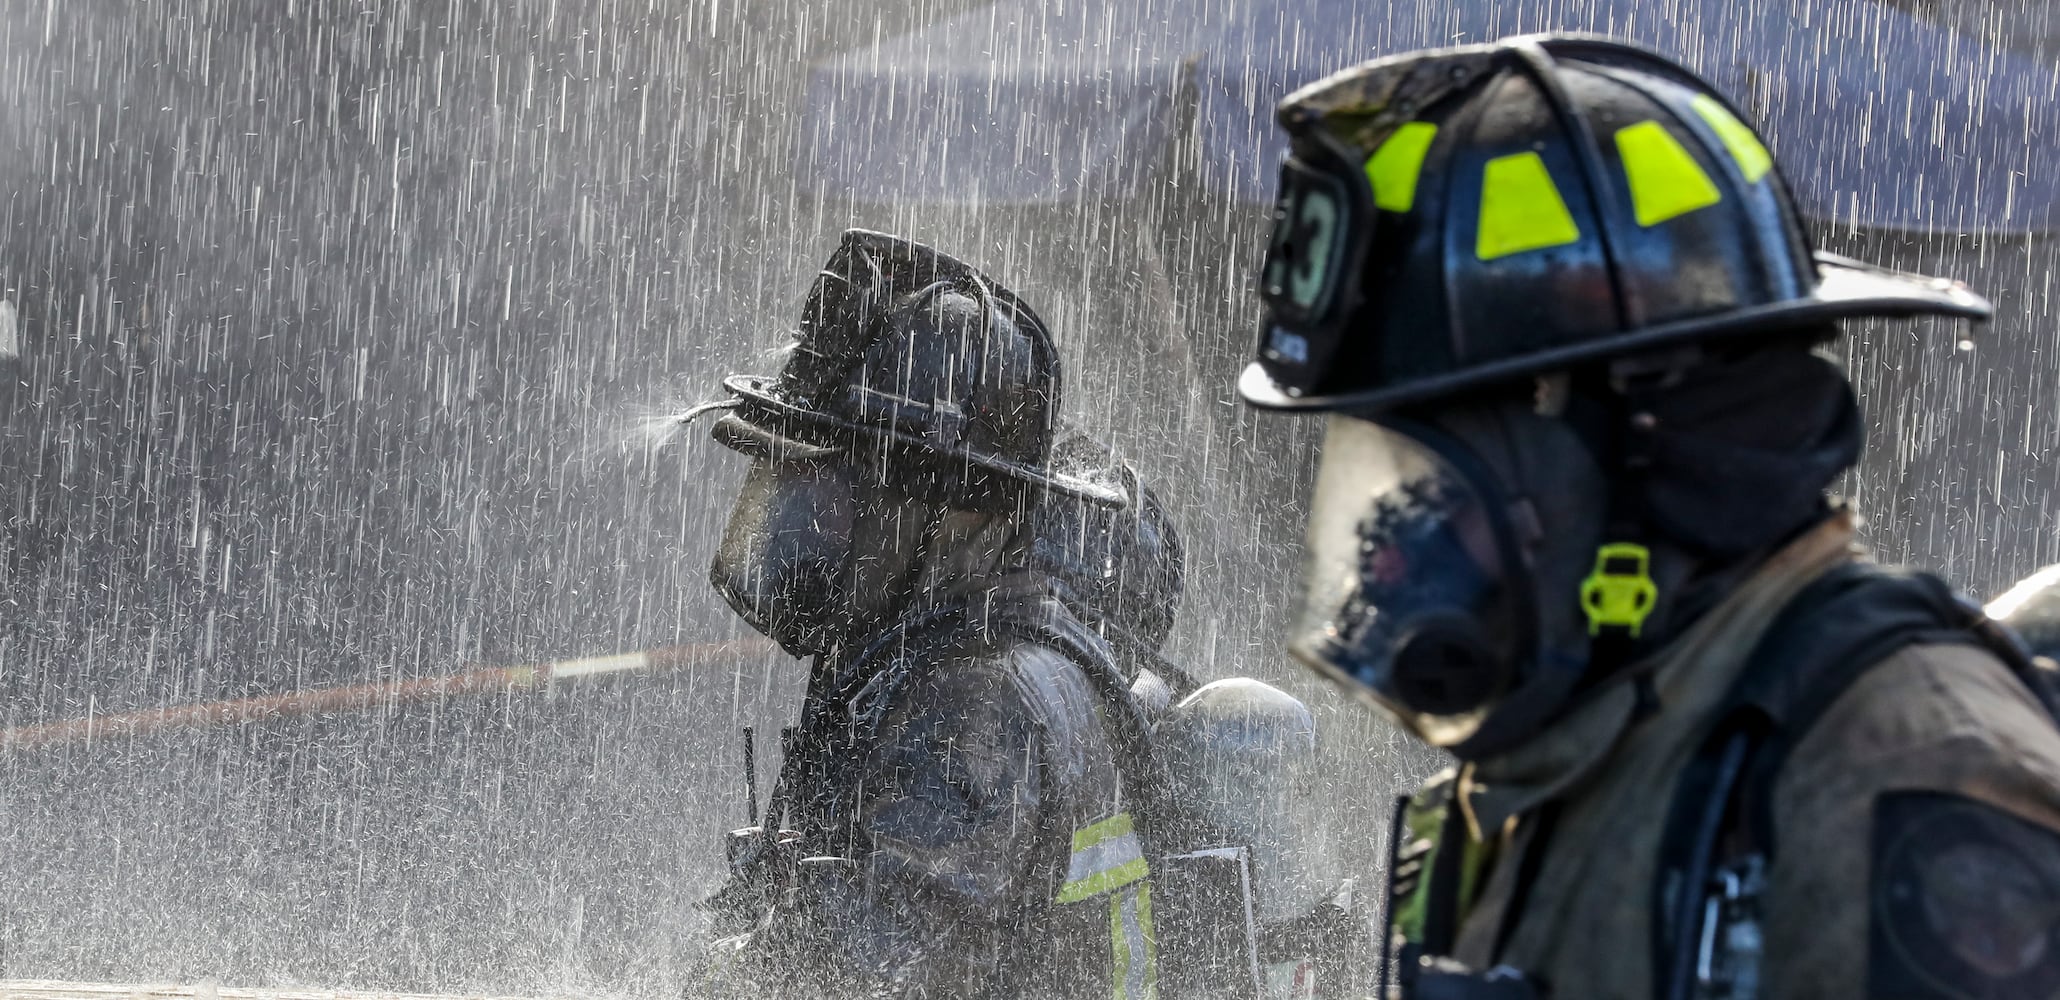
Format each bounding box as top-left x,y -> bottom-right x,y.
1241,35 -> 2060,1000
692,230 -> 1166,1000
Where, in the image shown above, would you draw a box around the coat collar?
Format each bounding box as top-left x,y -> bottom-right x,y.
1459,511 -> 1863,835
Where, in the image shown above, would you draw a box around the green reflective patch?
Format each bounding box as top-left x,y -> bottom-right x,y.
1615,121 -> 1723,226
1390,789 -> 1446,943
1365,122 -> 1439,213
1690,94 -> 1773,184
1390,786 -> 1500,949
1475,152 -> 1582,260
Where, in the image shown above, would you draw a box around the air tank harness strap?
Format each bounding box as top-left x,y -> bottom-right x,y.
975,601 -> 1166,1000
755,601 -> 977,846
1384,781 -> 1555,999
979,601 -> 1178,849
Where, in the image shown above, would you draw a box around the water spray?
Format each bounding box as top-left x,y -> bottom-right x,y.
0,638 -> 779,752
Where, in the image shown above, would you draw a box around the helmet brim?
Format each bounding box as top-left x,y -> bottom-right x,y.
713,374 -> 1129,508
709,413 -> 844,463
1241,251 -> 1993,414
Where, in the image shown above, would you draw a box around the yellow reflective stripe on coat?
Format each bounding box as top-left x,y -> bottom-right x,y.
1615,120 -> 1723,226
1475,152 -> 1581,260
1110,884 -> 1158,1000
1057,813 -> 1158,1000
1689,94 -> 1773,183
1057,812 -> 1148,903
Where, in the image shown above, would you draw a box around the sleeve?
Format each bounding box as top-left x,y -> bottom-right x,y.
1865,790 -> 2060,999
744,647 -> 1105,999
1761,643 -> 2060,1000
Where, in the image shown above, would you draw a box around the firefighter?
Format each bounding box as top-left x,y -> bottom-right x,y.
692,230 -> 1160,999
1236,35 -> 2060,1000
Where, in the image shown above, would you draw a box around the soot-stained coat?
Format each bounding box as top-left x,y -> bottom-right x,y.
695,230 -> 1164,999
1411,513 -> 2060,1000
704,541 -> 1154,1000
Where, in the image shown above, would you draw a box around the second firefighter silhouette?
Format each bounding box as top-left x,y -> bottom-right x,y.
695,231 -> 1168,998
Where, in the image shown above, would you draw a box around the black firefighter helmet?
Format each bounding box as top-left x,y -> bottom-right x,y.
705,229 -> 1123,510
1240,34 -> 1991,413
1239,35 -> 1994,756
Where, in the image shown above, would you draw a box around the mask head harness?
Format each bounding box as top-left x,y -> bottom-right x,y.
1031,431 -> 1185,651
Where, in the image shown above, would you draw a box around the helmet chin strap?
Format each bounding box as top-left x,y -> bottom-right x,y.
1578,358 -> 1699,681
1426,393 -> 1665,760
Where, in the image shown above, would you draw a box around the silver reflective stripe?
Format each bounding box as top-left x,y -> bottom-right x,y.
1056,813 -> 1158,999
1113,885 -> 1157,1000
1057,812 -> 1148,903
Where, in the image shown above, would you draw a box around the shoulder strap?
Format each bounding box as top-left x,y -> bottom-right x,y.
1730,564 -> 1993,739
977,598 -> 1179,853
1654,560 -> 2060,998
757,601 -> 985,841
1729,563 -> 2060,847
1669,562 -> 2056,857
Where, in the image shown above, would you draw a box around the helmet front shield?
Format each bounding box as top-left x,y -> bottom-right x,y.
1256,144 -> 1363,388
1241,34 -> 1990,416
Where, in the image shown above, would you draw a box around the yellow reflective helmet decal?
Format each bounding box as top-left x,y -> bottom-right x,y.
1365,122 -> 1439,213
1615,120 -> 1723,226
1476,152 -> 1582,260
1689,94 -> 1774,184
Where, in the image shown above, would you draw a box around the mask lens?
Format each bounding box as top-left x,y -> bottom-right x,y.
711,458 -> 856,654
1290,416 -> 1521,744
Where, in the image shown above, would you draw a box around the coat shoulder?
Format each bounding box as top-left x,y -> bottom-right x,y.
1761,643 -> 2060,999
1786,641 -> 2060,814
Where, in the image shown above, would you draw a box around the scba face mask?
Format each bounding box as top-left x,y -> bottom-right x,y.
1291,415 -> 1544,749
711,456 -> 860,657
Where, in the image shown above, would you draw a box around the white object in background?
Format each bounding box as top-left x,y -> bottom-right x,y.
1156,677 -> 1324,925
1988,564 -> 2060,620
